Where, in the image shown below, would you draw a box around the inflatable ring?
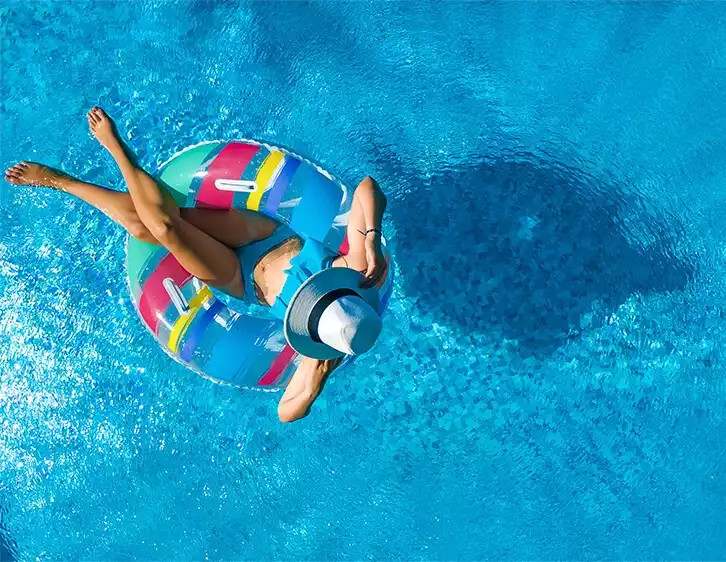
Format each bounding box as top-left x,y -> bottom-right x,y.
125,140 -> 394,389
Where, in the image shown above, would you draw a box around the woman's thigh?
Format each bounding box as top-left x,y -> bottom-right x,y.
179,208 -> 278,248
153,214 -> 247,298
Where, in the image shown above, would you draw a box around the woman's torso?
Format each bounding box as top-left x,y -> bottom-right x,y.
234,221 -> 350,309
252,236 -> 303,306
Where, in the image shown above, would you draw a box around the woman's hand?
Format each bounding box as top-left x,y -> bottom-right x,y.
360,233 -> 387,288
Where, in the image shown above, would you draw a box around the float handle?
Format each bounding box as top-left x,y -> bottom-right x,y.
163,278 -> 190,315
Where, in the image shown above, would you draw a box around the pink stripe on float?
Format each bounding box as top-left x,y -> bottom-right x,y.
138,254 -> 193,333
257,344 -> 297,386
196,142 -> 260,209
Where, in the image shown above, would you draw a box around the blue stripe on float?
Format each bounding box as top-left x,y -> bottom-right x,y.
202,315 -> 281,386
263,157 -> 301,216
289,165 -> 342,242
179,299 -> 226,362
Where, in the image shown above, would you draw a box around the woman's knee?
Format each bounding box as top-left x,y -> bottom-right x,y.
146,217 -> 177,244
128,220 -> 157,244
121,205 -> 157,244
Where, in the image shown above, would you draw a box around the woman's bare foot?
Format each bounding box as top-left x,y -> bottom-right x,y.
4,161 -> 70,190
87,106 -> 121,152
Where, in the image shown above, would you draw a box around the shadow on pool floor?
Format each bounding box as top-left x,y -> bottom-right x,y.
385,150 -> 694,359
1,524 -> 17,562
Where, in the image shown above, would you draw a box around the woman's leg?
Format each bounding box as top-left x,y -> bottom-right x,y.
3,163 -> 277,248
87,106 -> 246,297
4,162 -> 158,244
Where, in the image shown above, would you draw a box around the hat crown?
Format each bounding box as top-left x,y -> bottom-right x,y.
318,296 -> 382,356
284,266 -> 382,360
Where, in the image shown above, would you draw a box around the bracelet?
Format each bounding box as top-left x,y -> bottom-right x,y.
365,228 -> 382,237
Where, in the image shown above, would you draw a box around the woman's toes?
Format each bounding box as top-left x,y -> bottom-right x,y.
5,169 -> 20,182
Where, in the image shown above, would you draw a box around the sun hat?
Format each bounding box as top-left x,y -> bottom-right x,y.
283,267 -> 382,360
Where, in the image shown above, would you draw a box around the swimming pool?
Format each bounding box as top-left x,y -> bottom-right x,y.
2,0 -> 726,559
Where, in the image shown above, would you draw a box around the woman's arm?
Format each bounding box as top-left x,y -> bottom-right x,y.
354,176 -> 387,236
344,177 -> 388,289
277,357 -> 341,423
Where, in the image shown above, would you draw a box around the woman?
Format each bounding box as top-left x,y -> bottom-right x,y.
4,107 -> 388,423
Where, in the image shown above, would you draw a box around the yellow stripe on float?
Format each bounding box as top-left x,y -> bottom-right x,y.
168,286 -> 214,353
247,151 -> 285,211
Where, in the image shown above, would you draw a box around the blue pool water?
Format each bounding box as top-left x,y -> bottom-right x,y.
2,1 -> 726,559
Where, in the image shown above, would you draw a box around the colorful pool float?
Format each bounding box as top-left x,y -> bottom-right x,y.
125,140 -> 394,389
